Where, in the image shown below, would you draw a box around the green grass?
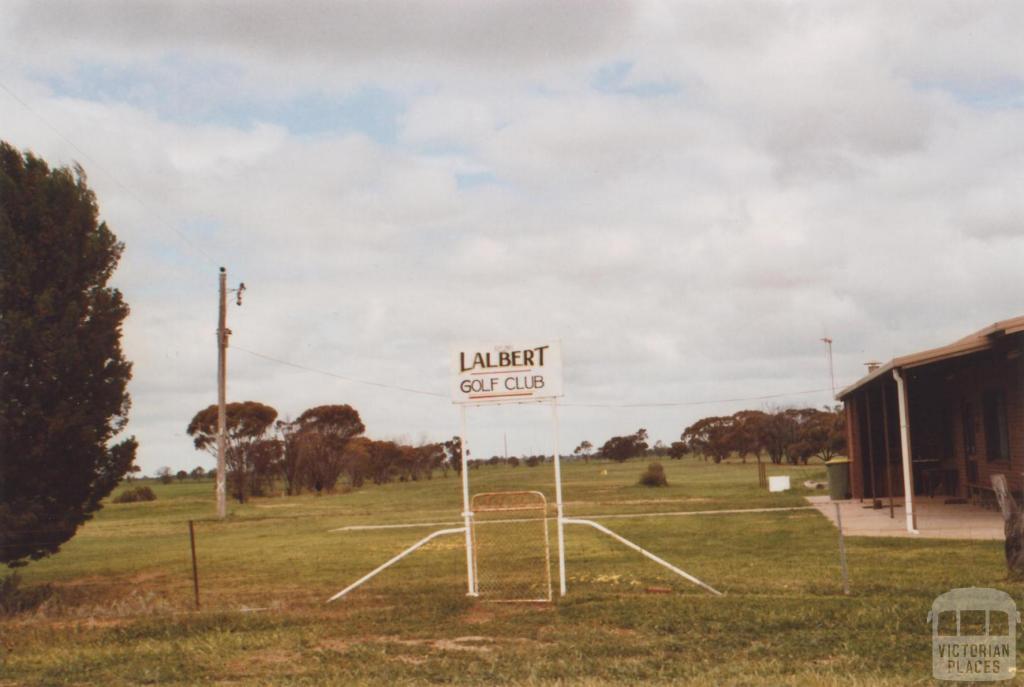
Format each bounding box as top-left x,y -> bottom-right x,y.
2,459 -> 1020,685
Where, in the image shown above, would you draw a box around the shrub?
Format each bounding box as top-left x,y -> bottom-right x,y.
114,486 -> 157,503
639,462 -> 668,487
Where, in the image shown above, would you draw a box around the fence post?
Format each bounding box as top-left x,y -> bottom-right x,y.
189,520 -> 201,610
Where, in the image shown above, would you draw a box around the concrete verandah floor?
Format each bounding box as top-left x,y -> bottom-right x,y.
806,494 -> 1004,540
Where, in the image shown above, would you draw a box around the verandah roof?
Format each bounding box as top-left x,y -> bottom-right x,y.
836,314 -> 1024,400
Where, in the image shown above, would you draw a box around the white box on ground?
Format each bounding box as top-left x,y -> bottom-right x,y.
768,475 -> 791,492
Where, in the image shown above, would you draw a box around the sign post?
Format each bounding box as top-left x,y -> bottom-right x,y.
459,404 -> 477,596
551,399 -> 566,596
452,342 -> 566,595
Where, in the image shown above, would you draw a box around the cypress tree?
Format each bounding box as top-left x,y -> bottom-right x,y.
0,141 -> 137,567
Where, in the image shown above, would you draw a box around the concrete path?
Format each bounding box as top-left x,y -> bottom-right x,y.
806,494 -> 1004,540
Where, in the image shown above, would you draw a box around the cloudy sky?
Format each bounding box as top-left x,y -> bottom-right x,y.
2,1 -> 1022,475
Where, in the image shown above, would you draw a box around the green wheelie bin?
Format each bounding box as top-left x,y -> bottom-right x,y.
826,458 -> 851,500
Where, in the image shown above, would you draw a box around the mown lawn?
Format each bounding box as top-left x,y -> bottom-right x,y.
2,459 -> 1020,686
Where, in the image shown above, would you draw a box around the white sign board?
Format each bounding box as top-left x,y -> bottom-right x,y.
452,341 -> 563,405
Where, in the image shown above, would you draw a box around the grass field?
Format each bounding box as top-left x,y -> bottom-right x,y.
2,459 -> 1021,686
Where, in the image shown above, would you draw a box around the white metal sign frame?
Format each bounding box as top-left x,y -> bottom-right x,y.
326,341 -> 721,603
457,397 -> 568,597
452,341 -> 567,596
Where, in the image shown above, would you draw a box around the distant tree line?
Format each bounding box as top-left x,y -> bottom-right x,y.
476,454 -> 549,468
185,402 -> 459,502
588,407 -> 845,465
152,466 -> 209,484
681,407 -> 845,465
179,402 -> 845,502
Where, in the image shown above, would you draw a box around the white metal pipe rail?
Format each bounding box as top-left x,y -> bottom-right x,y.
325,527 -> 466,603
562,518 -> 723,596
328,506 -> 819,533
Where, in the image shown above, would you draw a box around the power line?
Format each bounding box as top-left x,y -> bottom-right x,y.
231,345 -> 448,399
560,386 -> 839,409
231,345 -> 844,409
0,80 -> 219,268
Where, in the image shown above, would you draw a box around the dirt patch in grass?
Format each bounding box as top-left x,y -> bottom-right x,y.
226,649 -> 302,674
429,636 -> 496,653
395,654 -> 428,665
319,634 -> 536,655
464,606 -> 494,624
464,600 -> 554,625
317,638 -> 352,652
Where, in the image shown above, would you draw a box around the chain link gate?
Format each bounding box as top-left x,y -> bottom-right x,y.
471,491 -> 553,602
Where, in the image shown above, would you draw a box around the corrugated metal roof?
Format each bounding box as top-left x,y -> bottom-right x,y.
836,315 -> 1024,400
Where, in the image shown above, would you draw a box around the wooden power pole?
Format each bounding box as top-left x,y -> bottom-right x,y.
216,267 -> 228,519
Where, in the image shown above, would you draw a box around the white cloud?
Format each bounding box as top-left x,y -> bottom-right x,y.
1,1 -> 1023,473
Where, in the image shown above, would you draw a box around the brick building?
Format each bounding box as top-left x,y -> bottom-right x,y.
837,316 -> 1024,532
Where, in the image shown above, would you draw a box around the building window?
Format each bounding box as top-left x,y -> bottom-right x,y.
962,401 -> 976,457
982,389 -> 1010,462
